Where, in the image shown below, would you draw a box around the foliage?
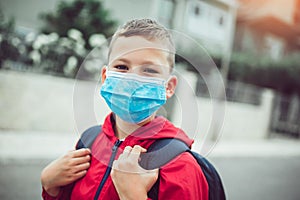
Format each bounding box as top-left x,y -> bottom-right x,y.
39,0 -> 117,49
176,49 -> 300,96
27,31 -> 85,76
228,52 -> 300,95
0,10 -> 20,67
23,0 -> 117,78
0,0 -> 115,79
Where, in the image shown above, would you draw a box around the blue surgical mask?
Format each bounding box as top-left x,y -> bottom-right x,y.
100,70 -> 167,123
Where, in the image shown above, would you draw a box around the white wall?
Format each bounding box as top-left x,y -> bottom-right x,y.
0,69 -> 273,141
0,70 -> 110,134
172,69 -> 274,141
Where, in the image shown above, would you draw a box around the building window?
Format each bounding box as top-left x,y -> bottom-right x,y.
186,0 -> 228,43
194,6 -> 201,16
219,15 -> 224,26
264,35 -> 284,60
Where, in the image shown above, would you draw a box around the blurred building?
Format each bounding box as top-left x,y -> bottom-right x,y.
234,0 -> 300,60
105,0 -> 237,57
1,0 -> 237,57
232,0 -> 300,138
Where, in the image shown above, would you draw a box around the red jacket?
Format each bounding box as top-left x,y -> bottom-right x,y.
42,113 -> 209,200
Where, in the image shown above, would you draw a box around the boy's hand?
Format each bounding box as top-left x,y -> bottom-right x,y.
111,145 -> 158,200
41,148 -> 91,197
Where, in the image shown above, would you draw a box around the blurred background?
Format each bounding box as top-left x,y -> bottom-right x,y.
0,0 -> 300,199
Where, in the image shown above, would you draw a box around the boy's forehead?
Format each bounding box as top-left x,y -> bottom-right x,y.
109,36 -> 171,63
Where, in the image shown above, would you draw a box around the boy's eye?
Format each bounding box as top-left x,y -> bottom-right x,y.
114,65 -> 129,71
143,68 -> 159,74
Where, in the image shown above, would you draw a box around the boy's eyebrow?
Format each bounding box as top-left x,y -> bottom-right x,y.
112,58 -> 160,67
112,58 -> 130,64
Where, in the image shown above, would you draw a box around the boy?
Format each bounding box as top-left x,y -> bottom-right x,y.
41,18 -> 208,200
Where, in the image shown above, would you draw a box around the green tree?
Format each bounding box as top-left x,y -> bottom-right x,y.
228,52 -> 300,95
39,0 -> 117,49
0,9 -> 20,68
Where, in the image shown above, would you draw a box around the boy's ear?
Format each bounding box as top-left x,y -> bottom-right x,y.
101,65 -> 107,84
166,75 -> 177,99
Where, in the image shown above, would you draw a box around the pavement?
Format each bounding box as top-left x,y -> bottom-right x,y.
1,130 -> 300,200
1,130 -> 300,161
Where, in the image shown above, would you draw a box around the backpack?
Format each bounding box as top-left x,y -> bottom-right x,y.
76,125 -> 226,200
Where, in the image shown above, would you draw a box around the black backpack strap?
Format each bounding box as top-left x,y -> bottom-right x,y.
139,139 -> 189,200
140,139 -> 226,200
76,125 -> 102,150
139,138 -> 189,170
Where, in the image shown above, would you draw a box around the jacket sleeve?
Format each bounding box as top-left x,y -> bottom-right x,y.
42,183 -> 74,200
158,152 -> 209,200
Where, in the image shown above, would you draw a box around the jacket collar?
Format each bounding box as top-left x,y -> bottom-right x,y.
102,112 -> 193,148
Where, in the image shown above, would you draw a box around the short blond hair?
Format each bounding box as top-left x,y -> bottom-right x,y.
108,18 -> 175,69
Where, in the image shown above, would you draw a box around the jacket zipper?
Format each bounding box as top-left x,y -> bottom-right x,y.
94,140 -> 123,200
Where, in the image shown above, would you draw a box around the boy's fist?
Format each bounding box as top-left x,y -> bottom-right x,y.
41,148 -> 91,197
111,145 -> 158,200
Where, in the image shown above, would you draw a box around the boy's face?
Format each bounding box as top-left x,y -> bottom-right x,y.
102,35 -> 177,99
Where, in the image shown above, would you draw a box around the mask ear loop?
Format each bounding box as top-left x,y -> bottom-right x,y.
100,65 -> 108,85
165,64 -> 175,87
165,75 -> 175,97
165,73 -> 176,86
104,65 -> 111,78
